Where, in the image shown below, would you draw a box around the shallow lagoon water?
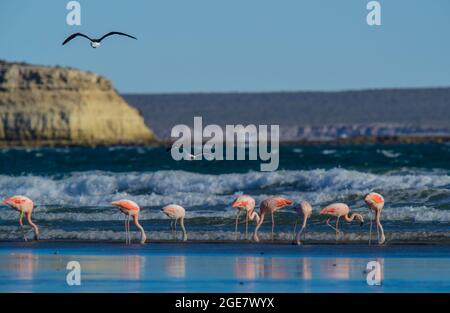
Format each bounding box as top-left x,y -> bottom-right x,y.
0,242 -> 449,292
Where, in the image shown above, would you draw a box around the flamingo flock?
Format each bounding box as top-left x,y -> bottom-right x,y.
1,192 -> 386,245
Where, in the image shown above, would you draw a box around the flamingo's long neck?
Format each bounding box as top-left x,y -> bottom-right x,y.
133,216 -> 146,244
375,209 -> 385,244
179,217 -> 187,241
301,214 -> 308,229
26,212 -> 39,240
253,212 -> 265,241
295,214 -> 309,244
248,210 -> 260,224
344,213 -> 361,223
343,214 -> 354,222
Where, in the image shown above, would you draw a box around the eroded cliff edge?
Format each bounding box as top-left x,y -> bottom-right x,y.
0,60 -> 156,146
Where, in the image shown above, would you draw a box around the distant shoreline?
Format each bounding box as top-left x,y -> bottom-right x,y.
0,135 -> 449,148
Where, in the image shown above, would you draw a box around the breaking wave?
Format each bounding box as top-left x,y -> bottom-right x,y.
0,168 -> 449,242
0,168 -> 449,206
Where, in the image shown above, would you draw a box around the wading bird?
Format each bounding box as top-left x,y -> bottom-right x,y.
161,204 -> 188,241
232,195 -> 260,240
111,199 -> 146,244
292,201 -> 313,245
3,195 -> 39,241
364,192 -> 386,245
253,197 -> 293,242
320,203 -> 364,241
62,32 -> 137,48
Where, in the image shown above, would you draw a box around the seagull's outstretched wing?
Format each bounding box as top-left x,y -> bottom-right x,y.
62,33 -> 93,45
98,32 -> 137,42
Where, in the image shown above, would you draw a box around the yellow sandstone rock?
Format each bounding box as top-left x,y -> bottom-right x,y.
0,60 -> 156,146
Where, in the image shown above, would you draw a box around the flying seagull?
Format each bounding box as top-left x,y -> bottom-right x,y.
166,145 -> 215,161
62,32 -> 137,48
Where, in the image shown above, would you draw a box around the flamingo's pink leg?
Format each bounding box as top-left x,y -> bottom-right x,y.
271,212 -> 275,241
19,211 -> 24,227
336,216 -> 341,241
18,212 -> 27,242
245,213 -> 249,240
326,217 -> 340,242
124,216 -> 128,244
174,218 -> 178,240
128,215 -> 131,244
170,220 -> 175,240
326,217 -> 337,231
292,217 -> 299,243
376,223 -> 380,243
369,212 -> 373,246
127,216 -> 131,244
20,225 -> 27,242
377,221 -> 386,245
234,211 -> 240,241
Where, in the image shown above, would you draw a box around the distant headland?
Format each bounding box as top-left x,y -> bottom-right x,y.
124,89 -> 450,144
0,60 -> 156,147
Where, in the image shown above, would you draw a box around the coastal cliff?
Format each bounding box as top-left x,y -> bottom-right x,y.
0,60 -> 156,146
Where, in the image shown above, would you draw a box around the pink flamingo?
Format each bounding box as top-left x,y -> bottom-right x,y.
3,195 -> 39,241
292,201 -> 313,245
364,192 -> 385,245
111,199 -> 147,244
253,197 -> 293,242
161,204 -> 188,241
320,203 -> 364,241
232,195 -> 260,240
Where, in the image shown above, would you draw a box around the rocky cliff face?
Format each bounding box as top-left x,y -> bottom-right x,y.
0,60 -> 156,146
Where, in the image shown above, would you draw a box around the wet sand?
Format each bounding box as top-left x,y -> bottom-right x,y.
0,242 -> 449,292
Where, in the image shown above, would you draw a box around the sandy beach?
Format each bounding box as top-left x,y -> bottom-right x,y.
0,242 -> 449,293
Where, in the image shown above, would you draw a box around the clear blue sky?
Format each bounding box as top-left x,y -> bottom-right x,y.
1,0 -> 450,93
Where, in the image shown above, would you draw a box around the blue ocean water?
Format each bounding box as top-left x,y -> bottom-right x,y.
1,243 -> 450,292
0,144 -> 449,242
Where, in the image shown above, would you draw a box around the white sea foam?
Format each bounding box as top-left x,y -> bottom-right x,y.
0,169 -> 449,223
382,206 -> 450,222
